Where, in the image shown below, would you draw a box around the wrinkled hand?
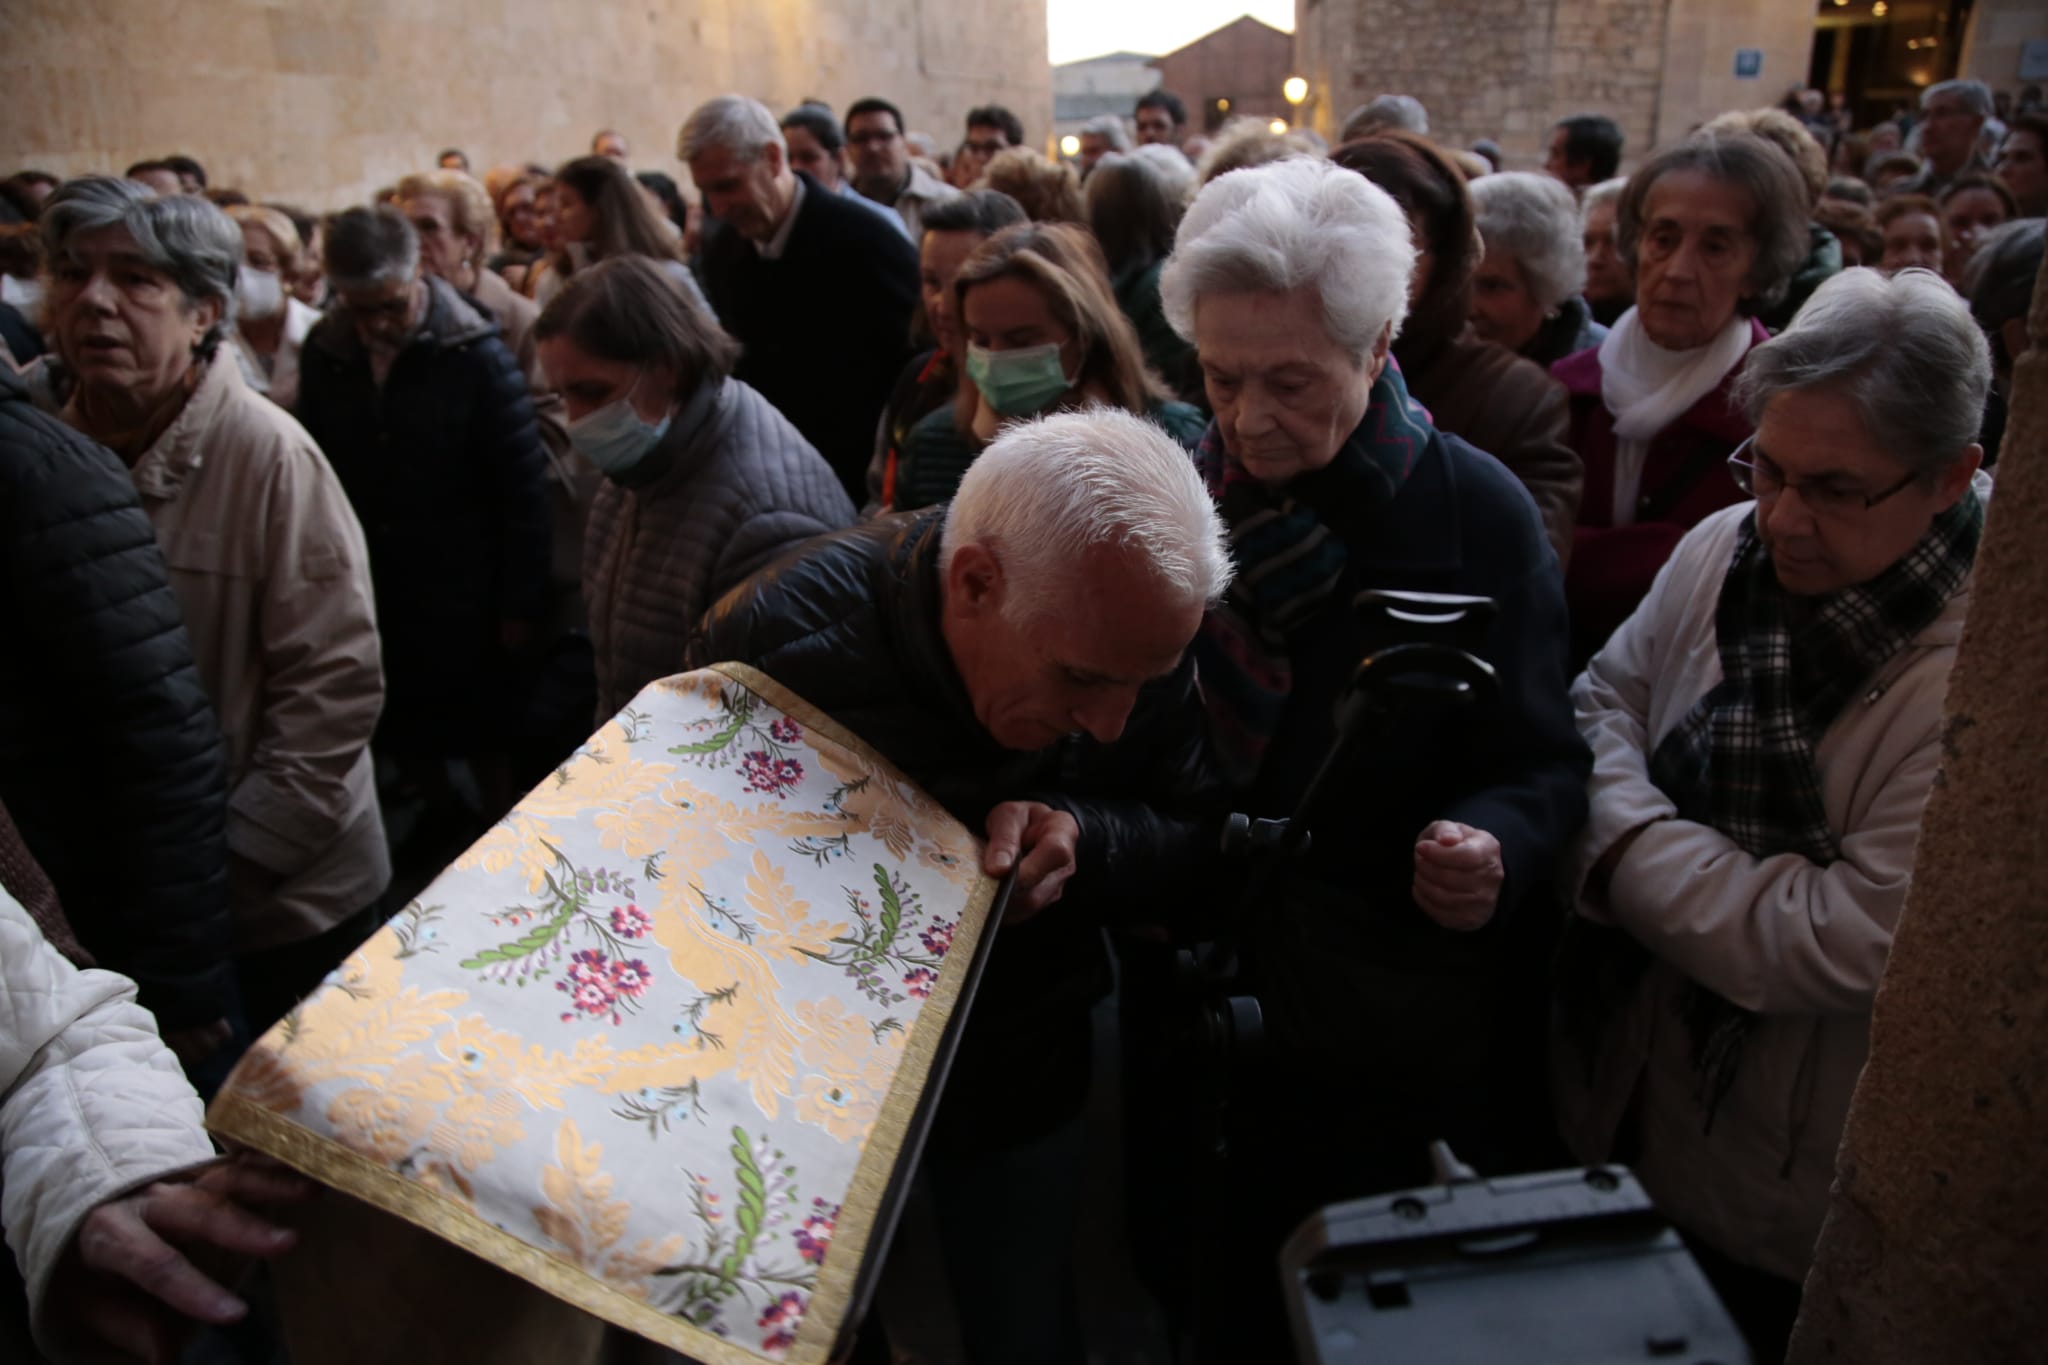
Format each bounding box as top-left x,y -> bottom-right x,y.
57,1155 -> 312,1363
1412,820 -> 1505,931
984,801 -> 1081,922
162,1018 -> 233,1068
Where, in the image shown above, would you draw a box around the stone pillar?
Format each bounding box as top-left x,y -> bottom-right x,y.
1785,256 -> 2048,1357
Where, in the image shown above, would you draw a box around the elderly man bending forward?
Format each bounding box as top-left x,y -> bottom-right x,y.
693,407 -> 1232,1365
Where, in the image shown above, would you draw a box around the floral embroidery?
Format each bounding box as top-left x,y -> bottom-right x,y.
800,866 -> 946,1007
210,668 -> 993,1361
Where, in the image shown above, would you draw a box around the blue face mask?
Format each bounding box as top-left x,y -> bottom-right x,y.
966,342 -> 1075,417
569,374 -> 672,476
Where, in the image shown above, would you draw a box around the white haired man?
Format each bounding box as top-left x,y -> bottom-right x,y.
679,94 -> 921,504
1154,156 -> 1590,1355
691,407 -> 1231,1365
1894,79 -> 1994,198
1076,113 -> 1131,177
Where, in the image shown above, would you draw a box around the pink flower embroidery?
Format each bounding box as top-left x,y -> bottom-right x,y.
610,904 -> 652,939
759,1290 -> 806,1349
769,717 -> 804,744
567,948 -> 612,987
902,967 -> 936,1000
611,958 -> 652,998
739,749 -> 804,797
794,1199 -> 838,1265
919,919 -> 955,959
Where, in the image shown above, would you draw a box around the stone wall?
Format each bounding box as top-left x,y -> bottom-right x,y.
5,0 -> 1052,212
1960,0 -> 2048,93
1296,0 -> 1812,171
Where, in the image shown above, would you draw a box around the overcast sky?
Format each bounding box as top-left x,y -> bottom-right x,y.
1046,0 -> 1295,66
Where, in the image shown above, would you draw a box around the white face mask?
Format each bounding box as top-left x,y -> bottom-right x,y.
236,267 -> 285,320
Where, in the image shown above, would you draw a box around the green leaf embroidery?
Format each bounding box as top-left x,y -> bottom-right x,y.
719,1127 -> 767,1280
667,689 -> 756,756
459,843 -> 583,969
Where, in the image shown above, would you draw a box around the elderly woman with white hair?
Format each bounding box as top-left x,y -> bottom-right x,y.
1554,267 -> 1991,1358
36,176 -> 388,1034
1155,156 -> 1590,1354
1470,170 -> 1608,368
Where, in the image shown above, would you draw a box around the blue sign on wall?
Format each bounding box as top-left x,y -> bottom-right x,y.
1734,48 -> 1764,79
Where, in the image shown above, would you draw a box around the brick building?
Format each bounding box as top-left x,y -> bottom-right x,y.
1152,15 -> 1298,134
6,0 -> 1053,212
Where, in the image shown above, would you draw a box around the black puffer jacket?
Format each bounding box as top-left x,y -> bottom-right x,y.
691,511 -> 1221,1148
297,276 -> 551,754
0,367 -> 233,1029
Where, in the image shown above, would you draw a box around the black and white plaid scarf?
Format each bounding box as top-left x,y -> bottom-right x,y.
1647,488 -> 1983,1123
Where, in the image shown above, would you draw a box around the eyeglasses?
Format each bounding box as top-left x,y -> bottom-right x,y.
1726,437 -> 1920,515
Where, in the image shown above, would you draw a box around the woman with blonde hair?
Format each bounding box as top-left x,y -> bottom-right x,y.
976,147 -> 1085,224
523,155 -> 711,319
223,204 -> 320,407
888,220 -> 1203,510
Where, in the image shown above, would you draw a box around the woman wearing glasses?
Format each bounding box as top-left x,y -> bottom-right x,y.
1552,132 -> 1811,666
1553,266 -> 1990,1360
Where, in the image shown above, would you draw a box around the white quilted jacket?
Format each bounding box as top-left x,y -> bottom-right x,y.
0,884 -> 215,1356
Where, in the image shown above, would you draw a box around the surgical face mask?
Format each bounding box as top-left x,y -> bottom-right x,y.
966,342 -> 1075,417
569,373 -> 672,476
236,267 -> 284,320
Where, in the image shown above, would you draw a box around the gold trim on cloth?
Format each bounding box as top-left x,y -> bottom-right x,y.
209,663 -> 1001,1365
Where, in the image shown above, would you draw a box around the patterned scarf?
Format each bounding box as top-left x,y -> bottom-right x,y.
1193,361 -> 1436,785
1647,488 -> 1984,1123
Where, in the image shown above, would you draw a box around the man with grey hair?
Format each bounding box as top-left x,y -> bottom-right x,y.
1895,78 -> 1994,198
296,204 -> 551,859
680,93 -> 920,502
1340,92 -> 1429,143
692,407 -> 1229,1362
1076,113 -> 1131,177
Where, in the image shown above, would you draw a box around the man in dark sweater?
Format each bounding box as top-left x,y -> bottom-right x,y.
680,95 -> 920,504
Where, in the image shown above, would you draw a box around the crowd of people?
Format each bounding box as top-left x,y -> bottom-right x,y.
0,69 -> 2041,1365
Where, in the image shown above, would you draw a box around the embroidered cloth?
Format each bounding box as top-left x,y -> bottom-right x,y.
209,664 -> 1000,1364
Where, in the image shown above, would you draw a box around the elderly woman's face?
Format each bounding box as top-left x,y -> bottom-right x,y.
49,224 -> 218,408
1750,385 -> 1978,597
1633,169 -> 1759,349
1193,285 -> 1380,486
1468,247 -> 1548,353
240,223 -> 284,275
402,193 -> 474,284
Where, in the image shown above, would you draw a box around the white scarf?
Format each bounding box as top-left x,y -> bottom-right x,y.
1598,307 -> 1752,525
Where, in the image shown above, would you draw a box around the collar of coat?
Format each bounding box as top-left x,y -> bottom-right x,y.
120,352 -> 240,502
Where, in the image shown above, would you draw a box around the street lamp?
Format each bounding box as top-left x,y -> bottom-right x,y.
1059,134 -> 1081,158
1284,76 -> 1309,107
1269,118 -> 1289,135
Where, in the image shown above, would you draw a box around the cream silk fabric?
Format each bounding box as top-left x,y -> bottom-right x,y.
209,665 -> 998,1365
